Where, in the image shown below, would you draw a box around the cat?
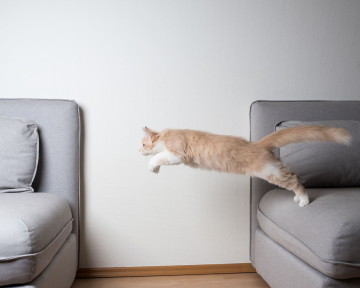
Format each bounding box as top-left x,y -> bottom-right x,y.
139,126 -> 351,207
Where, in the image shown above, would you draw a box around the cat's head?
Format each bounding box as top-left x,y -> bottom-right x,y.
140,126 -> 159,155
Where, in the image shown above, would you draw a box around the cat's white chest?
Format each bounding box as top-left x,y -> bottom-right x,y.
152,141 -> 165,155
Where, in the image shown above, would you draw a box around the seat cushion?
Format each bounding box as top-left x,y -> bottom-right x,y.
258,188 -> 360,279
255,229 -> 360,288
0,193 -> 73,286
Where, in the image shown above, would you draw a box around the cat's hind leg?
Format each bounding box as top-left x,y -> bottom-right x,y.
148,151 -> 182,174
255,162 -> 309,207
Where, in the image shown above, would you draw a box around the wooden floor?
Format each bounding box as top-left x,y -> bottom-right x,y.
71,273 -> 270,288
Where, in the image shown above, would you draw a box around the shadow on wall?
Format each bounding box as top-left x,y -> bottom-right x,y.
79,107 -> 89,268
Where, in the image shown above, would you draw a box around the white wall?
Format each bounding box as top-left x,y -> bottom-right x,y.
1,0 -> 360,268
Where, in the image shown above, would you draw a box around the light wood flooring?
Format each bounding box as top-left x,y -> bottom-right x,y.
71,273 -> 270,288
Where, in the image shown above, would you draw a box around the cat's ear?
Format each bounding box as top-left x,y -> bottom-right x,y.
142,127 -> 149,137
144,126 -> 159,142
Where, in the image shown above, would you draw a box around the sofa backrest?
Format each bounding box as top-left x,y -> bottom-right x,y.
0,98 -> 80,264
249,100 -> 360,267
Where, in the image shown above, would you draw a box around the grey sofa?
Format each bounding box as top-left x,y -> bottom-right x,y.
0,99 -> 80,288
250,101 -> 360,288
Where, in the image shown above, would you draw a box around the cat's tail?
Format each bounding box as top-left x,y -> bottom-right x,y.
256,125 -> 351,151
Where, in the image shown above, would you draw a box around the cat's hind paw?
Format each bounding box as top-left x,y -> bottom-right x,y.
298,194 -> 309,207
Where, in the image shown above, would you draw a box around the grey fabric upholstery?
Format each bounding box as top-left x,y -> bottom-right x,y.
0,193 -> 73,286
250,100 -> 360,266
0,99 -> 80,259
255,229 -> 360,288
0,116 -> 39,193
276,120 -> 360,188
0,99 -> 80,288
258,188 -> 360,279
10,234 -> 77,288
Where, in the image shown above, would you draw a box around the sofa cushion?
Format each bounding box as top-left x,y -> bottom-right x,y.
0,116 -> 39,193
258,188 -> 360,279
0,193 -> 73,286
276,120 -> 360,188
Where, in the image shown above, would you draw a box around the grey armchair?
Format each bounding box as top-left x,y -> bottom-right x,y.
250,101 -> 360,288
0,99 -> 80,288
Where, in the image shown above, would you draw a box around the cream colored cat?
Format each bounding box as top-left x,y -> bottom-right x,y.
139,126 -> 351,207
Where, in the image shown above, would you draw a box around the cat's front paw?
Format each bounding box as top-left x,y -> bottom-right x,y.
298,194 -> 309,207
148,164 -> 160,174
294,195 -> 300,202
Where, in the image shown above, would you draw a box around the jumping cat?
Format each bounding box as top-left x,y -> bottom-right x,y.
139,126 -> 351,207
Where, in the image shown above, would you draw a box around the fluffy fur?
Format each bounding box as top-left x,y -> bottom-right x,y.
140,126 -> 351,207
